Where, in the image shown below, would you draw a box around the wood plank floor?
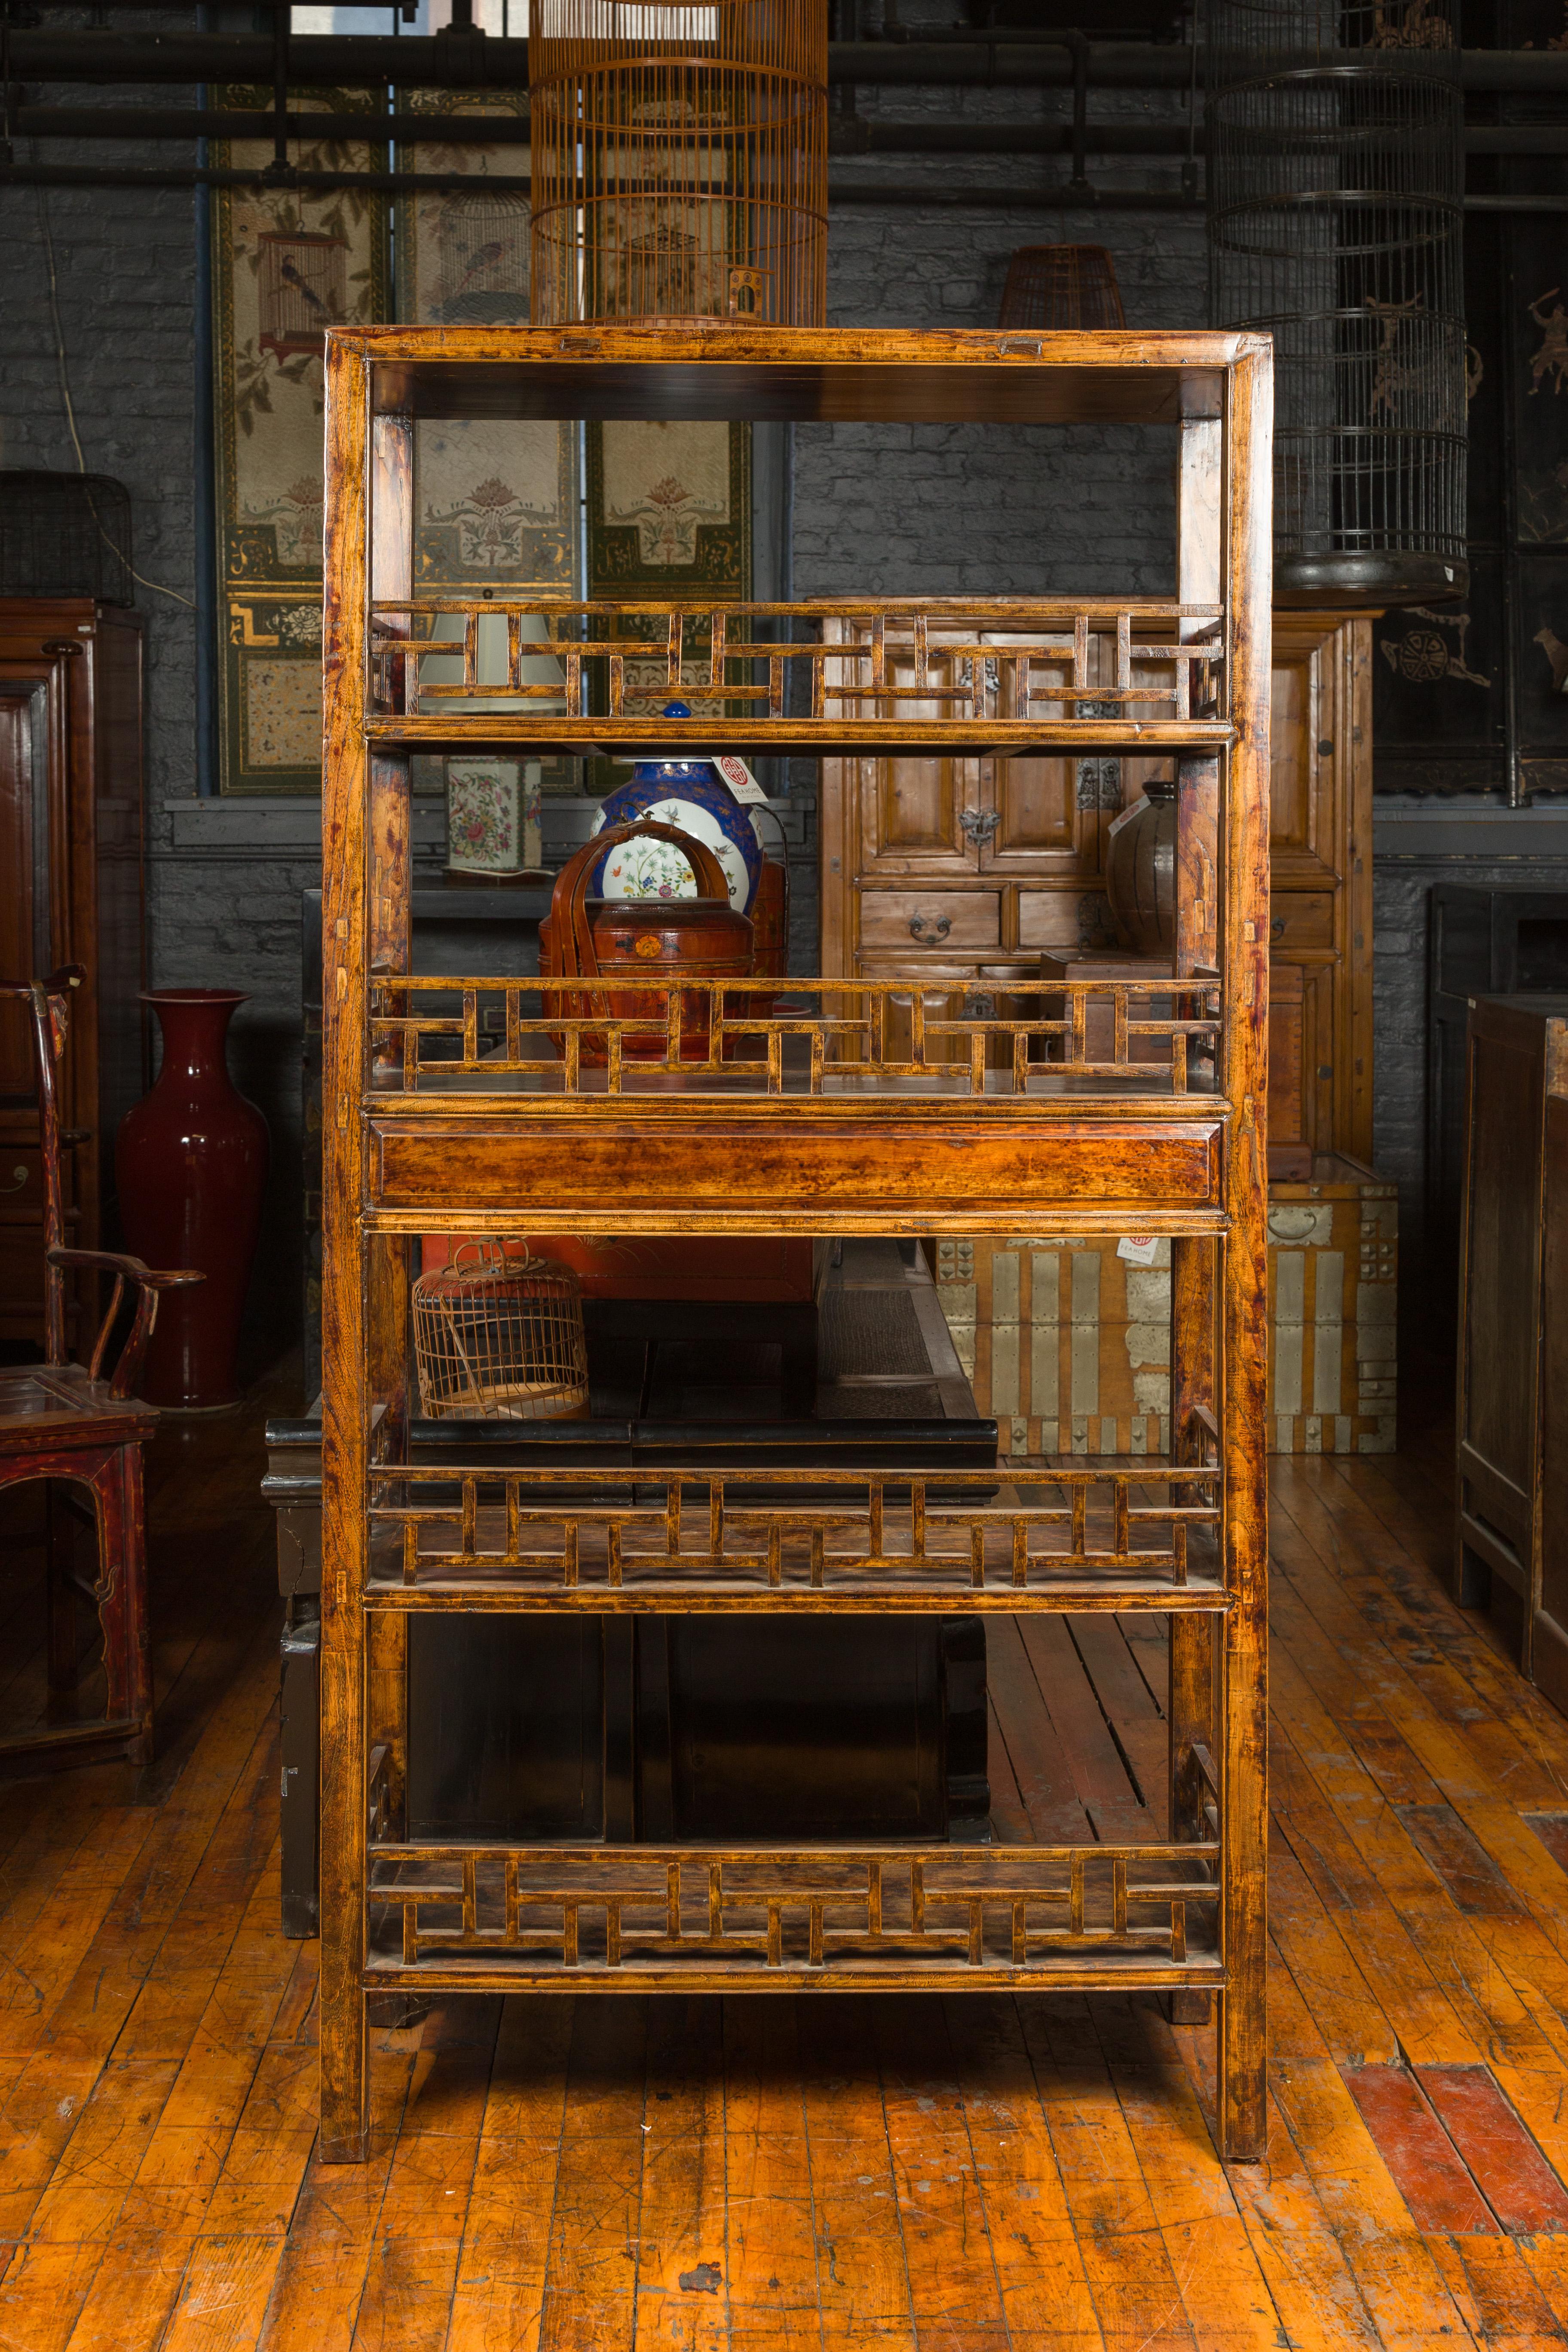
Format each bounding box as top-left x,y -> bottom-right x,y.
8,1373 -> 1568,2346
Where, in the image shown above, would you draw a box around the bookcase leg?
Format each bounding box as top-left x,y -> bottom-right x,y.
318,1977 -> 369,2165
1167,1233 -> 1215,2027
1167,1614 -> 1215,2027
1218,1604 -> 1268,2163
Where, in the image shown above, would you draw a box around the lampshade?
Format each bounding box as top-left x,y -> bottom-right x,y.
418,609 -> 569,716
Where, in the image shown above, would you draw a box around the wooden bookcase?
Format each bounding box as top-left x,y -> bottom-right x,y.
317,325 -> 1271,2163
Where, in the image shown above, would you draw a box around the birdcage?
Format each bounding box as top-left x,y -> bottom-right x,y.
998,246 -> 1127,332
258,230 -> 348,358
0,471 -> 134,605
529,0 -> 828,328
1208,0 -> 1467,605
412,1242 -> 591,1421
435,188 -> 532,325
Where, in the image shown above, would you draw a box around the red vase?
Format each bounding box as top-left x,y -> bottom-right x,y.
116,989 -> 270,1410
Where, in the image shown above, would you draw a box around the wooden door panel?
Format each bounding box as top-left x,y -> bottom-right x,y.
1270,618 -> 1344,888
1461,1025 -> 1543,1493
1269,893 -> 1335,951
861,755 -> 979,878
0,687 -> 38,1096
984,756 -> 1078,868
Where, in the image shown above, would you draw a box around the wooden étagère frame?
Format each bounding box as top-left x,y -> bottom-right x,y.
319,324 -> 1271,2163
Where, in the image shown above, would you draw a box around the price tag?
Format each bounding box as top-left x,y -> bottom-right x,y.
710,751 -> 769,805
1117,1235 -> 1161,1267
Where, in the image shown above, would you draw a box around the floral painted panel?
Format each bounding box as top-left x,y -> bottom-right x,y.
586,416 -> 750,740
212,95 -> 390,792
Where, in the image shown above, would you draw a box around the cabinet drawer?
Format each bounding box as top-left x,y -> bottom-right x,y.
1018,890 -> 1099,951
859,891 -> 1000,951
1269,893 -> 1335,950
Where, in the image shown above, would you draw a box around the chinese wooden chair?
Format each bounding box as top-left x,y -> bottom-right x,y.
0,968 -> 201,1768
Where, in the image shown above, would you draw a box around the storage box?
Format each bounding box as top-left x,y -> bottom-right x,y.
934,1160 -> 1397,1459
933,1236 -> 1170,1458
1268,1161 -> 1396,1455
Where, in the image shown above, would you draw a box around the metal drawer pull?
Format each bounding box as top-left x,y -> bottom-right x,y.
909,913 -> 952,944
959,808 -> 1001,846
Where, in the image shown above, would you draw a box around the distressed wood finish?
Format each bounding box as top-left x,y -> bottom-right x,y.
316,324 -> 1272,2166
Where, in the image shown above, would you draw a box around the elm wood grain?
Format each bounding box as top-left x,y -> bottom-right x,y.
350,322 -> 1240,426
317,322 -> 1273,2164
1169,1234 -> 1217,2028
319,331 -> 374,2165
368,1116 -> 1225,1223
1215,338 -> 1273,2166
368,716 -> 1237,761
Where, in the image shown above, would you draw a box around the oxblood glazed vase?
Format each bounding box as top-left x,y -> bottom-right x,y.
116,990 -> 270,1410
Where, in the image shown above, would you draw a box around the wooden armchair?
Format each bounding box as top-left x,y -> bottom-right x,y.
0,968 -> 201,1769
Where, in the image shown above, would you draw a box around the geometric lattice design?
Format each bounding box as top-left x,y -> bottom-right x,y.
373,974 -> 1222,1097
366,1461 -> 1225,1608
367,1843 -> 1223,1982
370,597 -> 1228,728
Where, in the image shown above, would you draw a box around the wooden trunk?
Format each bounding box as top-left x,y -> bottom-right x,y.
936,1163 -> 1396,1462
0,599 -> 145,1349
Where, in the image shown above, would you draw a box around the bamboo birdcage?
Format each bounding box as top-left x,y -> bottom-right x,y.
998,246 -> 1127,333
528,0 -> 828,329
412,1243 -> 591,1421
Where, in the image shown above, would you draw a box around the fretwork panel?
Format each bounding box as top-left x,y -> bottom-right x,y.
365,1461 -> 1223,1608
368,597 -> 1227,728
365,1844 -> 1222,1980
370,975 -> 1222,1097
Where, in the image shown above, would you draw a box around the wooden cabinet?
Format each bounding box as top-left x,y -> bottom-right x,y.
0,600 -> 145,1350
1455,994 -> 1568,1703
823,609 -> 1374,1170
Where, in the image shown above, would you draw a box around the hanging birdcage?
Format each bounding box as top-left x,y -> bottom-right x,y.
257,230 -> 348,358
998,246 -> 1127,333
1207,0 -> 1467,606
528,0 -> 828,328
412,1242 -> 591,1421
435,188 -> 532,325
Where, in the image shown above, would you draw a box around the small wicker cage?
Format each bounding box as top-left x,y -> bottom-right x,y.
412,1242 -> 591,1422
529,0 -> 827,329
998,246 -> 1127,333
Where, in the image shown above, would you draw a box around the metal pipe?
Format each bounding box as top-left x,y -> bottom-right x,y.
0,157 -> 1563,209
6,31 -> 1568,93
12,105 -> 1568,161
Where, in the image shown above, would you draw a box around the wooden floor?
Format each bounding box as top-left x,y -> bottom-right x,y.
9,1375 -> 1568,2347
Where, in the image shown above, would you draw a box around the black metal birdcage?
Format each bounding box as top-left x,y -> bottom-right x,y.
1207,0 -> 1467,606
0,471 -> 134,606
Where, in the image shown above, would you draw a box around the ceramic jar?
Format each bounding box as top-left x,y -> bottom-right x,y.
590,701 -> 763,914
116,989 -> 270,1410
1105,777 -> 1178,956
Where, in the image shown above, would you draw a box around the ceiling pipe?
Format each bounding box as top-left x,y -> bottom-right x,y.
6,31 -> 1568,92
4,107 -> 1568,162
0,157 -> 1562,210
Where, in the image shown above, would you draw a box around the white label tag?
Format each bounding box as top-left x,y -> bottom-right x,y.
1117,1235 -> 1161,1267
710,751 -> 768,805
